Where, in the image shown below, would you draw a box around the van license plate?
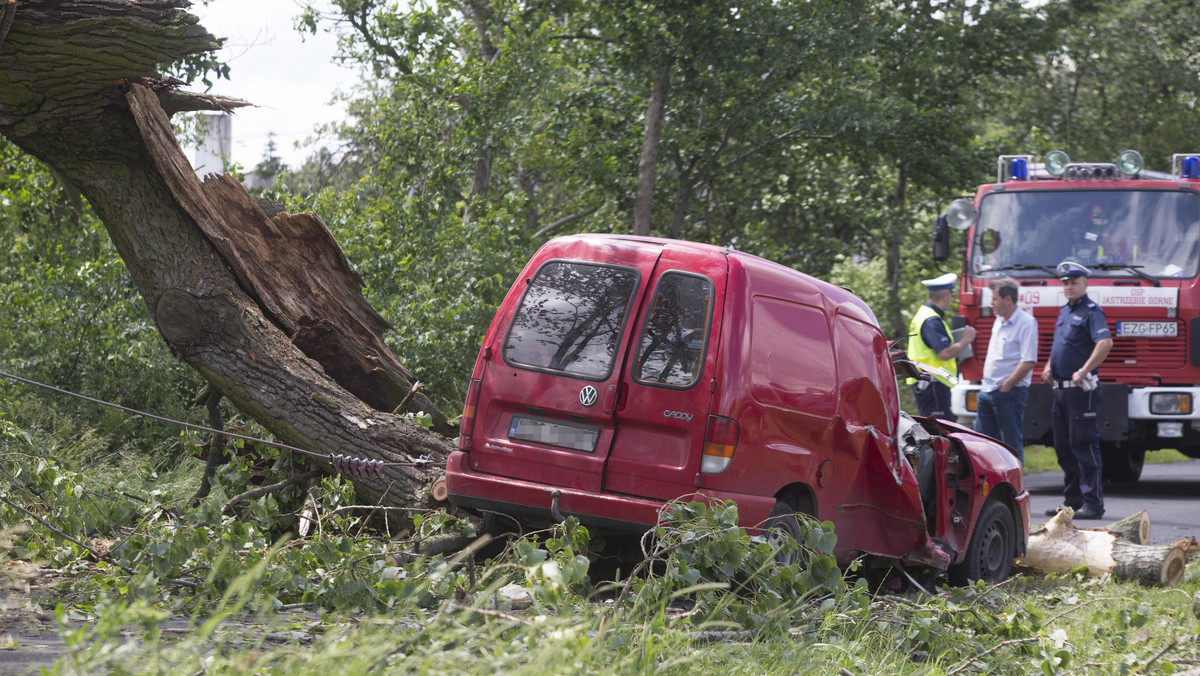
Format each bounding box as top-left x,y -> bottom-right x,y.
1115,321 -> 1177,338
508,416 -> 599,452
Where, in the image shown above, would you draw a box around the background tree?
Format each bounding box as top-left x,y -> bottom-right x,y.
986,0 -> 1200,169
0,140 -> 200,457
8,0 -> 1200,515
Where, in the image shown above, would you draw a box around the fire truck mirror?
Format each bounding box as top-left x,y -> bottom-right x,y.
933,214 -> 950,262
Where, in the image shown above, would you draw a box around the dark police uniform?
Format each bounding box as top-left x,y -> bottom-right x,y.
1048,292 -> 1110,516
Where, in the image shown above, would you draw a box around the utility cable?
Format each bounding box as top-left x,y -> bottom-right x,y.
0,368 -> 436,478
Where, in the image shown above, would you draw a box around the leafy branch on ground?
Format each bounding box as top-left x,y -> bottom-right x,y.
2,416 -> 1200,673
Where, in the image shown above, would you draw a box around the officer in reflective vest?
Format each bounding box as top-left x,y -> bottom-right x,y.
907,273 -> 976,420
1040,260 -> 1113,520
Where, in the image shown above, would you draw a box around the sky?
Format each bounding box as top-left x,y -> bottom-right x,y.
188,0 -> 350,170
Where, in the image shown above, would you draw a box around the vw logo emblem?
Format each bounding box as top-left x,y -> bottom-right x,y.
579,385 -> 599,407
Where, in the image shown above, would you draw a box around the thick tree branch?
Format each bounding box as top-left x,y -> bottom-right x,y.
533,206 -> 599,238
347,0 -> 413,75
0,0 -> 455,513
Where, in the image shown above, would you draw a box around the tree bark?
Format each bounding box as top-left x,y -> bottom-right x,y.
885,166 -> 908,338
1105,509 -> 1151,545
0,0 -> 454,511
633,65 -> 671,236
1016,508 -> 1187,585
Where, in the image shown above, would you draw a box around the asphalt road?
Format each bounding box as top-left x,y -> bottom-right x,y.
1024,459 -> 1200,545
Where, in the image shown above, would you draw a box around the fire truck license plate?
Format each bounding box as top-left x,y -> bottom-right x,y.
1116,321 -> 1177,338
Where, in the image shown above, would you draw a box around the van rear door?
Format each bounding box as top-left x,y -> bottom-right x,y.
603,247 -> 726,501
467,241 -> 661,493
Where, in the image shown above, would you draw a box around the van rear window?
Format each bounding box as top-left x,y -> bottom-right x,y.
633,272 -> 713,388
503,261 -> 639,378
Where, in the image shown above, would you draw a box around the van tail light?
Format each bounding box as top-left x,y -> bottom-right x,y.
459,378 -> 481,451
701,415 -> 739,474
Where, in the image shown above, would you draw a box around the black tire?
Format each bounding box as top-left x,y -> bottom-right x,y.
948,500 -> 1016,586
1102,445 -> 1145,484
763,500 -> 804,568
474,511 -> 520,560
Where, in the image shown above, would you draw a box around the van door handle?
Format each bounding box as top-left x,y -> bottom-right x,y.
603,384 -> 619,415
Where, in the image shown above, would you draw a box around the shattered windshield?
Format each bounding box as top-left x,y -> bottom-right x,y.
971,189 -> 1200,279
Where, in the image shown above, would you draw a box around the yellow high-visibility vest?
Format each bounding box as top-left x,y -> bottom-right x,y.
906,304 -> 957,387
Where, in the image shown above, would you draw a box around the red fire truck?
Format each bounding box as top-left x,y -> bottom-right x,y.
934,150 -> 1200,483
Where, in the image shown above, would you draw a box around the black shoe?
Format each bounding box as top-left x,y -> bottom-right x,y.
1044,505 -> 1078,517
1074,509 -> 1105,520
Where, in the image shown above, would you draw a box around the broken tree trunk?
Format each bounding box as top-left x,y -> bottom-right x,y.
0,0 -> 453,511
1105,509 -> 1151,545
1016,508 -> 1188,585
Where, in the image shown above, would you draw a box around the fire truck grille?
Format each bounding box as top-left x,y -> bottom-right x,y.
973,317 -> 1186,374
1033,322 -> 1186,371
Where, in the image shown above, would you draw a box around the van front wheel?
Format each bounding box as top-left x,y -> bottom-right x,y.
764,500 -> 805,568
947,500 -> 1015,585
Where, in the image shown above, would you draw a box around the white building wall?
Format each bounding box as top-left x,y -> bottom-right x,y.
193,113 -> 232,178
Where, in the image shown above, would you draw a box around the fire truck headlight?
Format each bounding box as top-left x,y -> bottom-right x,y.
1116,150 -> 1143,176
1150,393 -> 1192,415
1045,150 -> 1070,177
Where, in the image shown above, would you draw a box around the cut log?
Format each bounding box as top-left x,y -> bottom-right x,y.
1016,508 -> 1187,585
1105,509 -> 1150,545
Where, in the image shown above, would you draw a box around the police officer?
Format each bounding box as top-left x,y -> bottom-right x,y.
1041,261 -> 1113,520
907,273 -> 975,420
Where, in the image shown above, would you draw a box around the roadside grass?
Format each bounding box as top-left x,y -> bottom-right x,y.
1024,445 -> 1193,475
42,558 -> 1200,674
5,414 -> 1200,675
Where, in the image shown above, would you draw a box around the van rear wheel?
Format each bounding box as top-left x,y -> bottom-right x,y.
764,500 -> 805,568
475,511 -> 520,560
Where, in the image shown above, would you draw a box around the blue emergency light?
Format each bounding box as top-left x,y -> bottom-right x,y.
1183,156 -> 1200,179
1009,157 -> 1029,181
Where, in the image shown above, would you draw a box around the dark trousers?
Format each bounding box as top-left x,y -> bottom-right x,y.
912,380 -> 953,421
1051,386 -> 1104,513
975,387 -> 1029,464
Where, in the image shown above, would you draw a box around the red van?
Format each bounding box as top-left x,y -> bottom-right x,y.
446,234 -> 1029,583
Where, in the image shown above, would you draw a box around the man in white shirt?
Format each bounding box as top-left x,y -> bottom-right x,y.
975,278 -> 1038,463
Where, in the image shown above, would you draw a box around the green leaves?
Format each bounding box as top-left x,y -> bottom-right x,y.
624,499 -> 852,635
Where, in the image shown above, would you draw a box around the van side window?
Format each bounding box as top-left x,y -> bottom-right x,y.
633,272 -> 714,388
503,261 -> 639,378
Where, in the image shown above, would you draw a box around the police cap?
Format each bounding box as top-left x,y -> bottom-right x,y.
1056,260 -> 1091,280
920,272 -> 958,291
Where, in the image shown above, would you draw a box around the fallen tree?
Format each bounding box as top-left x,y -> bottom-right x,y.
1016,508 -> 1188,586
0,0 -> 453,511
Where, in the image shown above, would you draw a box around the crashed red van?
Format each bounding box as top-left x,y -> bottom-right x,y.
446,234 -> 1029,583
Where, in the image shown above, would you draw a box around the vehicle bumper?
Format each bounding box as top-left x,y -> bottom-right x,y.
953,383 -> 1200,431
445,451 -> 774,534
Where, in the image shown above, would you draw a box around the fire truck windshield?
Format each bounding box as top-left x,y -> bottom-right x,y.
971,189 -> 1200,280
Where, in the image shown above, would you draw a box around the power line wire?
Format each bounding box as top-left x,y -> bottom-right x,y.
0,369 -> 434,478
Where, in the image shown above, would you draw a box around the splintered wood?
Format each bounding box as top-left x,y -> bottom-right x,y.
1017,508 -> 1187,585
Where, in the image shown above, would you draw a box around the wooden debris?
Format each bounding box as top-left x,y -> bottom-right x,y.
1104,509 -> 1150,545
1016,508 -> 1187,585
